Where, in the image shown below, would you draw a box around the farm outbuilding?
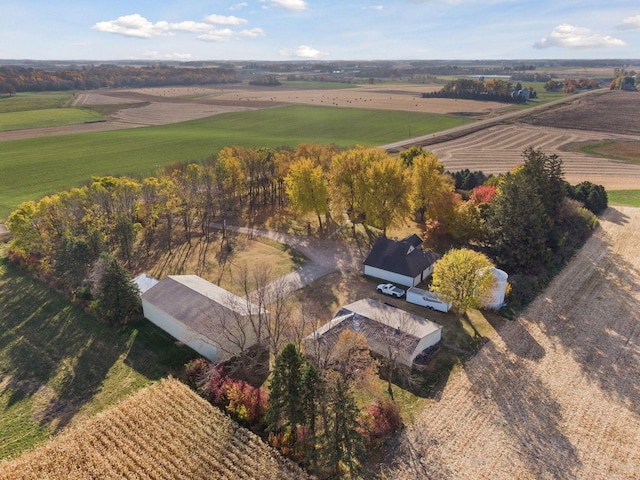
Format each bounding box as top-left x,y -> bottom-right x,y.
141,275 -> 263,362
306,298 -> 442,367
482,268 -> 509,309
364,234 -> 440,287
132,273 -> 159,295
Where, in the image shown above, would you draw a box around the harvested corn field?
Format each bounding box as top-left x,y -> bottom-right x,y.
384,206 -> 640,479
0,378 -> 311,480
429,124 -> 640,190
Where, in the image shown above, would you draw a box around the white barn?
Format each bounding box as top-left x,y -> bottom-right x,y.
141,275 -> 263,362
363,234 -> 440,287
306,298 -> 442,367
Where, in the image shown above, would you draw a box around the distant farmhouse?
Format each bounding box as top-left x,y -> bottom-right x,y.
364,234 -> 440,287
141,275 -> 264,362
306,298 -> 442,367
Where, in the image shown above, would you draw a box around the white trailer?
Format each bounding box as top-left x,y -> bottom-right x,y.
406,287 -> 452,313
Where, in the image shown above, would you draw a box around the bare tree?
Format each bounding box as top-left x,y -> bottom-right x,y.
375,307 -> 423,400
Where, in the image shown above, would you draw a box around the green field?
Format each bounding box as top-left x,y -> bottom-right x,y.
0,108 -> 105,131
607,190 -> 640,207
0,91 -> 76,113
0,105 -> 473,219
0,254 -> 195,460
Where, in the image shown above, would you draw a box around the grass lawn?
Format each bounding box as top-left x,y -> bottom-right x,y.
0,253 -> 196,460
0,108 -> 105,132
138,231 -> 306,296
607,190 -> 640,207
0,105 -> 473,220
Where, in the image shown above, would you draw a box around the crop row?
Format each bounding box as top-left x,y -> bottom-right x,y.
0,379 -> 311,480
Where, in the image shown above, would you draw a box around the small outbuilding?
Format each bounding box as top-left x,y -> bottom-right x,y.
363,234 -> 440,287
132,273 -> 159,295
141,275 -> 263,362
306,298 -> 442,367
482,268 -> 509,309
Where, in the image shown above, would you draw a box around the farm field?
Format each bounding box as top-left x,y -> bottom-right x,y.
384,206 -> 640,479
521,90 -> 640,136
429,123 -> 640,190
428,89 -> 640,190
0,254 -> 195,460
0,105 -> 472,220
0,108 -> 104,132
0,378 -> 311,480
608,190 -> 640,207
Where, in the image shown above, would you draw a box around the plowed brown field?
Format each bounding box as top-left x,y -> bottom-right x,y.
522,90 -> 640,137
384,206 -> 640,480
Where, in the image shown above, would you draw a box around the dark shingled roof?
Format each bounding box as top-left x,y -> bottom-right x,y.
364,234 -> 439,278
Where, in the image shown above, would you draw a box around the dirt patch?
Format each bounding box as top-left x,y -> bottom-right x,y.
384,206 -> 640,479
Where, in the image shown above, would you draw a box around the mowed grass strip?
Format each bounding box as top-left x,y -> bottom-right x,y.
0,108 -> 105,132
607,189 -> 640,207
0,105 -> 473,219
0,254 -> 195,460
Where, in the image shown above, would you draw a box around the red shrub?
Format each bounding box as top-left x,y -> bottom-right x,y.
358,398 -> 403,451
470,185 -> 497,205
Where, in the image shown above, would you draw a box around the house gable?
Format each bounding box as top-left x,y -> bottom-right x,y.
363,235 -> 440,283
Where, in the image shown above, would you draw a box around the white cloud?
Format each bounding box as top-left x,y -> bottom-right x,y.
93,13 -> 264,44
229,2 -> 248,10
294,45 -> 328,58
533,24 -> 626,49
616,14 -> 640,30
143,50 -> 193,60
363,5 -> 384,10
238,28 -> 266,38
93,15 -> 214,38
197,29 -> 235,42
158,21 -> 211,33
262,0 -> 308,12
204,14 -> 248,26
93,14 -> 162,38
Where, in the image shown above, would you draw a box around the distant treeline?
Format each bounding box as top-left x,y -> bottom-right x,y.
422,78 -> 535,103
0,65 -> 238,93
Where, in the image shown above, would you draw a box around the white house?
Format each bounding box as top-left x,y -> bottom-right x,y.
141,275 -> 264,362
306,298 -> 442,367
363,234 -> 440,287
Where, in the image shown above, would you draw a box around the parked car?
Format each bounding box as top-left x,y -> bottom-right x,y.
376,283 -> 406,298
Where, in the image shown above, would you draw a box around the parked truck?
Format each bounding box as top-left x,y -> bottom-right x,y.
376,283 -> 406,298
406,287 -> 452,312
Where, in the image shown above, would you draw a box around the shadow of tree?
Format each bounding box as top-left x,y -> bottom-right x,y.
466,341 -> 582,478
525,211 -> 640,416
0,259 -> 193,440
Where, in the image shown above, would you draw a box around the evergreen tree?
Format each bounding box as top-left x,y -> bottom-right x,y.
300,363 -> 322,472
486,171 -> 551,274
94,253 -> 140,325
266,343 -> 305,437
325,376 -> 365,477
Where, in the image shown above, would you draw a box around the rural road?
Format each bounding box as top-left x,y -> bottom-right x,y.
379,88 -> 608,152
211,223 -> 365,297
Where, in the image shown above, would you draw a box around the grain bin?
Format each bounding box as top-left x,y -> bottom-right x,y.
484,268 -> 508,309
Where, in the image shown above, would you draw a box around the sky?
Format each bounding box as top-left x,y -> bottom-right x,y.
1,1 -> 639,61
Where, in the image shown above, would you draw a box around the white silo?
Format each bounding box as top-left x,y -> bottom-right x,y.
484,268 -> 508,309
